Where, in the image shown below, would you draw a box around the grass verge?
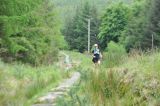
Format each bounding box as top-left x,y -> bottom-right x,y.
0,61 -> 64,106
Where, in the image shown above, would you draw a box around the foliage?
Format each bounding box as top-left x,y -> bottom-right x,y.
52,0 -> 133,22
104,41 -> 127,68
0,0 -> 66,65
2,0 -> 160,105
52,0 -> 108,22
120,0 -> 151,51
56,50 -> 160,106
120,0 -> 160,51
98,2 -> 130,49
0,61 -> 63,106
62,2 -> 100,52
143,0 -> 160,49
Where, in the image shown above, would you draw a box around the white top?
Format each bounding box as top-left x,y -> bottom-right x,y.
93,48 -> 100,54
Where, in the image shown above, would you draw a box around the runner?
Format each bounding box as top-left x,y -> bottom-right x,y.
92,44 -> 102,65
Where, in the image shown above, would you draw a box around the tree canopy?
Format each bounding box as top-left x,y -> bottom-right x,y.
98,3 -> 130,49
0,0 -> 66,65
62,2 -> 100,52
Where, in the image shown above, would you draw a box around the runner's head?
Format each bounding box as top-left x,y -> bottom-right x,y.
94,44 -> 98,48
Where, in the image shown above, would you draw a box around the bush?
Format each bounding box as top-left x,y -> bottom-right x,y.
104,41 -> 127,68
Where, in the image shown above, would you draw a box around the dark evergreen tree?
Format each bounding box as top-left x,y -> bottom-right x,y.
120,0 -> 147,50
143,0 -> 160,49
63,2 -> 100,52
120,0 -> 156,51
0,0 -> 66,65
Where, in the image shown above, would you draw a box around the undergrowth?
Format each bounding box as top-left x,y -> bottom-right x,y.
56,50 -> 160,106
0,62 -> 63,106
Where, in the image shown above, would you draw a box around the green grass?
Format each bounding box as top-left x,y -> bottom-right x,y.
57,50 -> 160,106
0,61 -> 64,106
2,50 -> 159,105
88,51 -> 160,105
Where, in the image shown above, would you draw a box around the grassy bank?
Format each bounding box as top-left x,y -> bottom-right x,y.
0,61 -> 64,106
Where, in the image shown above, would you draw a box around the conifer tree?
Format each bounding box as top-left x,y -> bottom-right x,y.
0,0 -> 65,65
143,0 -> 160,49
63,2 -> 100,52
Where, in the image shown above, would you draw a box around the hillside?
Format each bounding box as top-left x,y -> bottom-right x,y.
52,0 -> 133,21
52,0 -> 107,21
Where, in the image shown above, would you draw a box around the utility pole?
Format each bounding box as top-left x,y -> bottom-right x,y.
152,34 -> 154,50
88,19 -> 91,53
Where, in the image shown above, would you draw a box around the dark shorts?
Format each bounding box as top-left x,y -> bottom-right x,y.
92,54 -> 100,63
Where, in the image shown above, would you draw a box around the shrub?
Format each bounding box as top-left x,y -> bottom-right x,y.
104,41 -> 127,68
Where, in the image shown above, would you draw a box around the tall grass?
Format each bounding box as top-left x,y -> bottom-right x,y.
103,41 -> 127,68
85,50 -> 160,106
57,50 -> 160,106
0,62 -> 63,106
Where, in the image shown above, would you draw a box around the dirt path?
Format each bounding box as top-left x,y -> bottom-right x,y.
32,72 -> 80,106
32,53 -> 80,106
